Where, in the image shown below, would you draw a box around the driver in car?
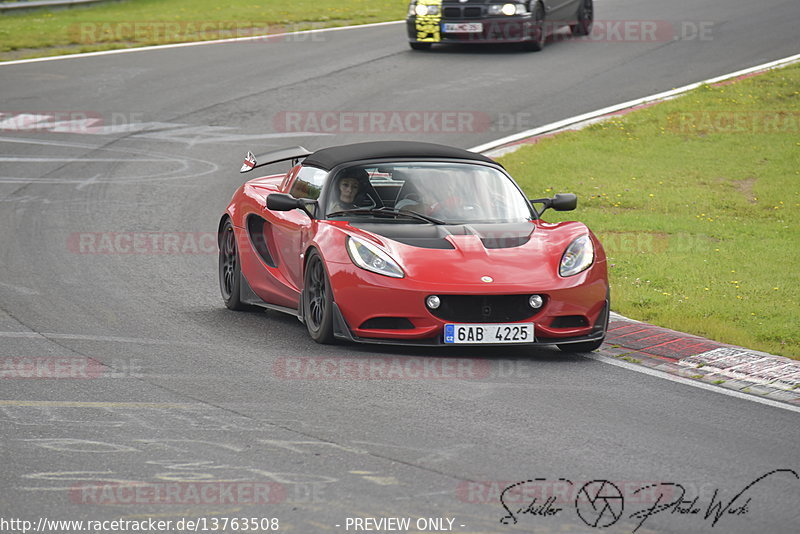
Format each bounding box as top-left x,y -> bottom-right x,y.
329,170 -> 365,212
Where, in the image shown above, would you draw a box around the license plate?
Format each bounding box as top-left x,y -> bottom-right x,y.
443,22 -> 483,33
444,323 -> 534,344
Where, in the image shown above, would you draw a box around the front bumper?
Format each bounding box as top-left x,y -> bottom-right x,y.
407,15 -> 537,44
333,302 -> 609,347
327,261 -> 609,347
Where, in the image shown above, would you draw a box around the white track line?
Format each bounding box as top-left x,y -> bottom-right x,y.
0,20 -> 405,67
470,53 -> 800,154
584,353 -> 800,414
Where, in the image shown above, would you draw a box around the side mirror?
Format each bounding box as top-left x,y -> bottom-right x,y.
551,193 -> 577,211
529,193 -> 578,214
266,193 -> 316,215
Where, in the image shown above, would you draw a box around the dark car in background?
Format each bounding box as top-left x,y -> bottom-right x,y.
407,0 -> 593,52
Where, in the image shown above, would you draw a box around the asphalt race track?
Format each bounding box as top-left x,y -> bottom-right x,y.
1,0 -> 799,532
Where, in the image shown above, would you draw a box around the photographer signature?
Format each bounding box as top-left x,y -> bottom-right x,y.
499,469 -> 798,532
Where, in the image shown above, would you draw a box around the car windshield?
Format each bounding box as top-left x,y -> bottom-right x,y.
325,162 -> 533,224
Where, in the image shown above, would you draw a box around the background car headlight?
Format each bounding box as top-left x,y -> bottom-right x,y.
488,3 -> 527,16
413,3 -> 440,17
347,237 -> 405,278
559,235 -> 594,277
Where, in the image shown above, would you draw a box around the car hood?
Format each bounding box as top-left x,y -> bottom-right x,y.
351,221 -> 534,250
346,221 -> 600,288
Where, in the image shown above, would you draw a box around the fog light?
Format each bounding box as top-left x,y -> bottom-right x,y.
529,294 -> 543,309
426,295 -> 441,309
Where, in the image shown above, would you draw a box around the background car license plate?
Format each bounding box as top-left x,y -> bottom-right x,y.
444,323 -> 534,344
443,23 -> 483,33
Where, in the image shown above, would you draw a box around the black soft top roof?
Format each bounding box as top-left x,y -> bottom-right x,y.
302,141 -> 497,170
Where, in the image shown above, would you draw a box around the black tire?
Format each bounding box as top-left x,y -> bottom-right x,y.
218,219 -> 257,311
557,337 -> 604,353
570,0 -> 594,36
522,2 -> 546,52
303,250 -> 335,344
410,42 -> 432,51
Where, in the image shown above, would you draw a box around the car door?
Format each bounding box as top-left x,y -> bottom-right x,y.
269,166 -> 326,291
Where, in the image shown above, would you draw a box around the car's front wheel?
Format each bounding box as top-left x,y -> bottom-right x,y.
219,219 -> 257,311
570,0 -> 594,36
522,2 -> 546,52
303,250 -> 335,344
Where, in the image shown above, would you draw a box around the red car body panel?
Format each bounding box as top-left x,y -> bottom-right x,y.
221,151 -> 609,346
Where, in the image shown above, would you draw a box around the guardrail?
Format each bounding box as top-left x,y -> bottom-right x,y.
0,0 -> 110,12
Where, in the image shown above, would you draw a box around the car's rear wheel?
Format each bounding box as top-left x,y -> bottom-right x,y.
522,2 -> 546,52
570,0 -> 594,36
219,219 -> 257,311
410,42 -> 432,51
303,250 -> 335,344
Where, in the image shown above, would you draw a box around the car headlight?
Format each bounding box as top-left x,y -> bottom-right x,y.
347,236 -> 405,278
488,3 -> 527,16
411,2 -> 440,17
560,235 -> 594,277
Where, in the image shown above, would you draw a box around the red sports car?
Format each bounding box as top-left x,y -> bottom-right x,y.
218,141 -> 608,352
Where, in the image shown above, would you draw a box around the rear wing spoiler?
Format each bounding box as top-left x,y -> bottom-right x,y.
240,146 -> 312,173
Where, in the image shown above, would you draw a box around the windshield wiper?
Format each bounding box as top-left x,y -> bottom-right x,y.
394,208 -> 445,225
326,207 -> 444,225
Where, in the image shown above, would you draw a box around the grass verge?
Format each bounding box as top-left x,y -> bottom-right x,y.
0,0 -> 407,61
500,63 -> 800,358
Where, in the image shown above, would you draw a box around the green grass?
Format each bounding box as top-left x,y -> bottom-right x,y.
499,63 -> 800,358
0,0 -> 407,60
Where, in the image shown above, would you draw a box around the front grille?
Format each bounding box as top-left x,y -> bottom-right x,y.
429,295 -> 541,323
464,7 -> 482,18
442,6 -> 484,19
